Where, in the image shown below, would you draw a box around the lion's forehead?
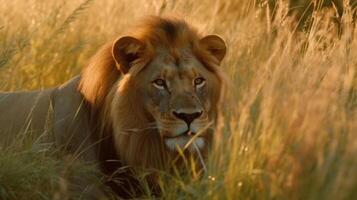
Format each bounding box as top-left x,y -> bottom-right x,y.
148,50 -> 207,80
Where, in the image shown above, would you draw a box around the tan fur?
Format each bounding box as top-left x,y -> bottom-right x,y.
79,16 -> 227,171
0,16 -> 227,197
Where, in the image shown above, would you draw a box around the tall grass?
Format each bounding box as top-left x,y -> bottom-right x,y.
0,0 -> 356,199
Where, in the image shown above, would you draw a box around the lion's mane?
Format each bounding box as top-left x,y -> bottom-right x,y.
78,16 -> 226,195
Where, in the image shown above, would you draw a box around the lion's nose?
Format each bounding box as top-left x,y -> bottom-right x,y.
173,111 -> 202,125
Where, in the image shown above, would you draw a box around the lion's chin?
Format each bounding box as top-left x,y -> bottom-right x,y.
164,136 -> 205,152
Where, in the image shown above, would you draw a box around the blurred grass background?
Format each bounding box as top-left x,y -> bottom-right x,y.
0,0 -> 356,199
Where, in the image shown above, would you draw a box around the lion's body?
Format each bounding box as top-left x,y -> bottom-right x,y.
0,77 -> 98,161
0,16 -> 227,198
0,89 -> 53,144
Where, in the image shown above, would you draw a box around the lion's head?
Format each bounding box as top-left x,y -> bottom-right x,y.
79,16 -> 226,170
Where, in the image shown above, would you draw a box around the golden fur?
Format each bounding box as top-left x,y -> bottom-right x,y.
0,16 -> 227,197
79,16 -> 227,171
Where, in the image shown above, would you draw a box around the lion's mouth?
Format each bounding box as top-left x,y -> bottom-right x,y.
164,130 -> 196,139
163,131 -> 205,152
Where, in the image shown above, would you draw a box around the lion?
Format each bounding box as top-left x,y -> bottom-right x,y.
0,16 -> 227,198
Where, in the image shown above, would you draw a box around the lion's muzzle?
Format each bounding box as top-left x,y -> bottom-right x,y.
172,110 -> 203,125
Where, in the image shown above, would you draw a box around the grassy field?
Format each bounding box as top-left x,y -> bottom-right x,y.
0,0 -> 356,199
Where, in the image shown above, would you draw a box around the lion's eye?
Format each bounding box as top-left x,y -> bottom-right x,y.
153,79 -> 166,89
194,77 -> 206,88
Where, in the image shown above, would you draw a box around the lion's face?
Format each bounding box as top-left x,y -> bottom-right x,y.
110,18 -> 226,155
135,49 -> 221,151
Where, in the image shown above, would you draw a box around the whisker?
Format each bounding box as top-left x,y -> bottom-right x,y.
116,125 -> 159,135
157,119 -> 183,125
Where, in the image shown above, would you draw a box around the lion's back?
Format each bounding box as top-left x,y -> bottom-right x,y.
0,89 -> 54,146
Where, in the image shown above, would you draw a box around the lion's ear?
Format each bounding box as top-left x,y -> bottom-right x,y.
199,35 -> 226,64
112,36 -> 145,74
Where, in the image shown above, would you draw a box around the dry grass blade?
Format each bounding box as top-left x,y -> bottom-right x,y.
0,0 -> 356,199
